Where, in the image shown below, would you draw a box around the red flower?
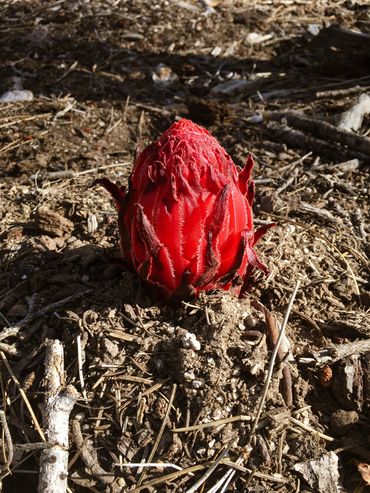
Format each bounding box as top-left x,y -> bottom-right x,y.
96,119 -> 273,299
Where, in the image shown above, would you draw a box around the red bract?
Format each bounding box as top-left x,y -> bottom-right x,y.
96,119 -> 273,299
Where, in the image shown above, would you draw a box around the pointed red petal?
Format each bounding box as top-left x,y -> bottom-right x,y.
238,154 -> 254,194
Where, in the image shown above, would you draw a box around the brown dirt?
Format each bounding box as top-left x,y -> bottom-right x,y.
1,1 -> 370,492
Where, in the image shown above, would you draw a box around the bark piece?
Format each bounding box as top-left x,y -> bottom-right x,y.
293,452 -> 341,493
336,93 -> 370,132
331,355 -> 364,412
35,206 -> 74,237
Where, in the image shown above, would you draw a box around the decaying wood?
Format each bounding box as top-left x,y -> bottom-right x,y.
293,451 -> 341,493
315,85 -> 370,99
265,121 -> 369,163
38,339 -> 79,493
331,340 -> 370,363
299,202 -> 339,225
300,339 -> 370,366
313,25 -> 370,52
29,162 -> 130,183
331,355 -> 364,412
336,93 -> 370,132
266,110 -> 370,156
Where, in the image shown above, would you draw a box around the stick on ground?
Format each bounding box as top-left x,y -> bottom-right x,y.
249,280 -> 300,440
38,339 -> 79,493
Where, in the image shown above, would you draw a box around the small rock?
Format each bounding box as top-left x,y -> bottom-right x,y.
307,24 -> 321,36
192,379 -> 203,389
66,239 -> 84,249
0,89 -> 34,103
246,32 -> 273,45
152,63 -> 178,86
243,312 -> 257,328
181,332 -> 201,351
184,370 -> 195,381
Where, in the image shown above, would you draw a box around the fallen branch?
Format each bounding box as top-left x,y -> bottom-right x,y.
38,339 -> 79,493
313,25 -> 370,52
299,202 -> 339,225
265,121 -> 369,163
266,110 -> 370,157
331,339 -> 370,363
315,85 -> 370,99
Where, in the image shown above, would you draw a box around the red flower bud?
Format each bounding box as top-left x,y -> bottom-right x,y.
96,119 -> 273,299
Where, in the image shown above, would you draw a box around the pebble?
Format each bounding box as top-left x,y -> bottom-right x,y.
184,370 -> 195,381
192,379 -> 203,389
181,332 -> 201,351
0,89 -> 34,102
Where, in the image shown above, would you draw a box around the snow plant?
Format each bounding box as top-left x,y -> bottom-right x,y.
96,119 -> 273,299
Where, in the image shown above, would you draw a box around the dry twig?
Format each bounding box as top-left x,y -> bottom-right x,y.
38,339 -> 79,493
136,384 -> 177,486
264,308 -> 293,407
0,410 -> 13,475
0,351 -> 45,442
173,414 -> 251,433
249,281 -> 300,439
72,416 -> 121,492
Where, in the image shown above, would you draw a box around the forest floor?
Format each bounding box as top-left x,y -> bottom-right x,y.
0,1 -> 369,492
